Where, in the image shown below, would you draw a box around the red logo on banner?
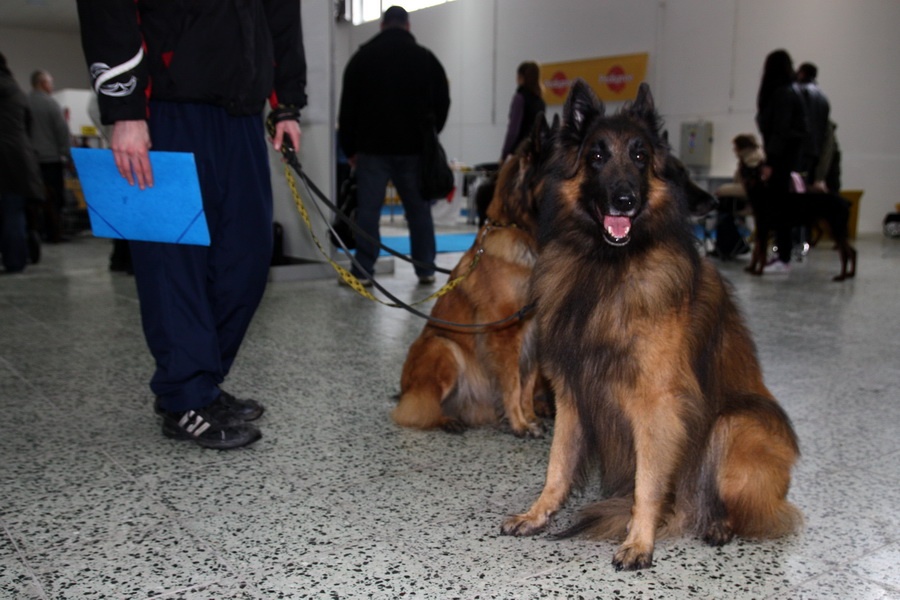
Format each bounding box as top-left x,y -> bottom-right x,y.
547,71 -> 571,97
600,65 -> 634,94
604,65 -> 628,93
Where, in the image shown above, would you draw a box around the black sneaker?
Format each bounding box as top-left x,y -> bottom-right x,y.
154,390 -> 264,422
217,390 -> 265,421
160,400 -> 261,450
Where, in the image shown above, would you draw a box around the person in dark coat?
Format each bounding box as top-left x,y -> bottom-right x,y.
76,0 -> 306,449
795,62 -> 831,187
0,52 -> 45,273
754,49 -> 808,273
28,69 -> 71,243
338,5 -> 451,286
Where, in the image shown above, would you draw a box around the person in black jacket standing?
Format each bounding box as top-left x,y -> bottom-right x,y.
754,49 -> 808,274
0,52 -> 45,273
796,62 -> 832,189
76,1 -> 307,449
338,5 -> 451,286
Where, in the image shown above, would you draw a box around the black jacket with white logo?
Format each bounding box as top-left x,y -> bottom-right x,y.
77,0 -> 307,124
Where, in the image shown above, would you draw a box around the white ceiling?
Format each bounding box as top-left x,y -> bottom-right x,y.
0,0 -> 80,33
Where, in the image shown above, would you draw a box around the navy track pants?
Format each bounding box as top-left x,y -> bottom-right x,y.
132,101 -> 273,412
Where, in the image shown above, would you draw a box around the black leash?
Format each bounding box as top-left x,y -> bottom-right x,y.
272,130 -> 536,331
293,156 -> 452,276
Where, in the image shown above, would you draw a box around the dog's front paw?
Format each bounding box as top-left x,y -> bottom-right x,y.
511,419 -> 546,439
501,513 -> 548,537
440,418 -> 467,434
612,542 -> 654,571
702,519 -> 734,547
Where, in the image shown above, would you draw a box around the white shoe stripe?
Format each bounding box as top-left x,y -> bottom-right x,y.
177,411 -> 210,437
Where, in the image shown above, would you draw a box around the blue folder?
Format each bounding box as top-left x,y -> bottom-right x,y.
70,148 -> 210,246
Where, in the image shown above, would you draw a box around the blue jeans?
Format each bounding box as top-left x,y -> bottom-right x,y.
0,193 -> 28,273
352,154 -> 436,278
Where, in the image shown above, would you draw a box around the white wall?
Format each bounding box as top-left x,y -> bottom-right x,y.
337,0 -> 900,234
269,0 -> 336,261
0,26 -> 90,90
5,0 -> 898,235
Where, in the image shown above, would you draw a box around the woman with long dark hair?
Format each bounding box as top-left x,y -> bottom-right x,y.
754,49 -> 808,274
500,61 -> 545,161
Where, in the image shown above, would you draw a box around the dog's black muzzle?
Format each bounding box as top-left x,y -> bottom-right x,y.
610,192 -> 638,216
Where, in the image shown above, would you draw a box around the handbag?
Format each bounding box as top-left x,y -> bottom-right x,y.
419,115 -> 455,200
329,174 -> 358,250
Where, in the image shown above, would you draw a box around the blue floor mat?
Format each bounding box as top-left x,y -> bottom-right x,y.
378,233 -> 476,256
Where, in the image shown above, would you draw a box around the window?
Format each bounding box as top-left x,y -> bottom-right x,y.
347,0 -> 456,25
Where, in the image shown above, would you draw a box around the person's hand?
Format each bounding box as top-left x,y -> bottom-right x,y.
272,119 -> 301,154
809,180 -> 828,193
63,155 -> 76,176
110,120 -> 152,189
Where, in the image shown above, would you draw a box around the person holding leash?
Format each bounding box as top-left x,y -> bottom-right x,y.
76,1 -> 306,449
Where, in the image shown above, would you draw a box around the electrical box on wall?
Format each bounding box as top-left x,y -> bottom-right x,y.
679,121 -> 713,169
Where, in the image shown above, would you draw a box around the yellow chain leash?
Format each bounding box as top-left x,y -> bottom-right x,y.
283,165 -> 482,307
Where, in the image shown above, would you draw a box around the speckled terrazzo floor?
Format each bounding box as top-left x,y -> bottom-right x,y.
1,228 -> 899,599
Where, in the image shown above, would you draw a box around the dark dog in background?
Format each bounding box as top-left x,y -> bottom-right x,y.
501,81 -> 801,571
734,133 -> 857,281
662,150 -> 718,219
394,115 -> 553,436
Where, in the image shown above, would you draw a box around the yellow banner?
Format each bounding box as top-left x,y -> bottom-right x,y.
541,53 -> 649,105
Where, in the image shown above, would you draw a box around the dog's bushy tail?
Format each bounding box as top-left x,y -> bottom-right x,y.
710,395 -> 803,539
552,496 -> 684,541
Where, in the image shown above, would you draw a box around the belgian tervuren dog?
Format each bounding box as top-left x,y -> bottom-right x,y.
501,81 -> 801,570
393,115 -> 553,436
733,133 -> 857,281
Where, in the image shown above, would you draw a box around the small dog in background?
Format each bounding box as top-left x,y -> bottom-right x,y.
734,133 -> 856,281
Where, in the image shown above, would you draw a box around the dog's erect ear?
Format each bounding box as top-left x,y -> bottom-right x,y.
528,113 -> 550,157
563,79 -> 603,138
528,113 -> 551,157
560,80 -> 603,177
631,82 -> 655,117
628,82 -> 663,137
627,82 -> 667,172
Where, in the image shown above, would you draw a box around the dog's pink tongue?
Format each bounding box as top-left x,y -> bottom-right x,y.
604,215 -> 631,239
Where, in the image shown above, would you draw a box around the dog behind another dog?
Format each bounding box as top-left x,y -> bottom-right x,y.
393,115 -> 553,436
733,133 -> 857,281
501,81 -> 801,571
